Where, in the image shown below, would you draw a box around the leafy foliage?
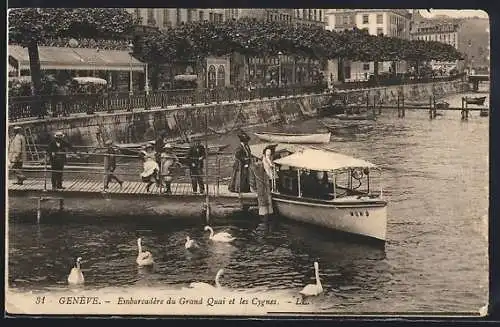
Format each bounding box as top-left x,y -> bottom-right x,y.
137,19 -> 463,64
8,8 -> 134,46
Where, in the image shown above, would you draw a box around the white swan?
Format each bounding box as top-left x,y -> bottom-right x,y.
67,257 -> 84,285
185,236 -> 199,250
299,261 -> 323,297
189,269 -> 224,289
204,226 -> 235,243
136,237 -> 154,266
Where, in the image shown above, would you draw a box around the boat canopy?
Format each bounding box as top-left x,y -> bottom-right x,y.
273,148 -> 377,171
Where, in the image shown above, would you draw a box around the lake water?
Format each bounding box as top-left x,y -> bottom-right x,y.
7,91 -> 489,314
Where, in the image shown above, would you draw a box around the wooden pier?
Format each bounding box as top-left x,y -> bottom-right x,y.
8,177 -> 258,221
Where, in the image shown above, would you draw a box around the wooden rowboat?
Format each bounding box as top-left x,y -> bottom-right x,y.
254,132 -> 331,144
465,96 -> 487,106
332,113 -> 377,121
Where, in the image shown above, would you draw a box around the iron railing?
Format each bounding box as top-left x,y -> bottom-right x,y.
8,74 -> 466,121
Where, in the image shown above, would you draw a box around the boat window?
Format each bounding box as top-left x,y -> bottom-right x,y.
300,170 -> 333,200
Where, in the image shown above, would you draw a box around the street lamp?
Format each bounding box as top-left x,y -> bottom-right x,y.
145,62 -> 150,95
128,42 -> 134,95
278,51 -> 283,87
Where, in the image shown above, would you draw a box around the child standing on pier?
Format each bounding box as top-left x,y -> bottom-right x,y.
104,140 -> 123,190
140,143 -> 160,192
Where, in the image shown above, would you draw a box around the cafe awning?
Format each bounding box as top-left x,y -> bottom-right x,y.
8,45 -> 145,72
8,64 -> 16,73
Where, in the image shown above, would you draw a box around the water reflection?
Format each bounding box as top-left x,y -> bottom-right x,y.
8,91 -> 488,312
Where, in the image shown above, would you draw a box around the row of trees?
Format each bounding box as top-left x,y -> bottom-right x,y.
137,18 -> 463,64
9,8 -> 464,104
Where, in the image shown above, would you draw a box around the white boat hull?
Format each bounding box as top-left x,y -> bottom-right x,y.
272,195 -> 387,241
254,133 -> 331,144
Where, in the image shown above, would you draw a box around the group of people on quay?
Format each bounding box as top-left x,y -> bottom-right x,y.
8,126 -> 277,217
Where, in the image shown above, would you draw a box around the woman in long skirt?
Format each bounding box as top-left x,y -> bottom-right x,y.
254,144 -> 277,217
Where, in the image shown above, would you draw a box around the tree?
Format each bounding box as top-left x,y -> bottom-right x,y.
9,8 -> 133,116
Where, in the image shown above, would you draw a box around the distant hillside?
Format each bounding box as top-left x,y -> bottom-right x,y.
457,18 -> 490,69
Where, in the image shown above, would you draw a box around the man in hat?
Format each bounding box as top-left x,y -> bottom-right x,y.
187,138 -> 206,194
229,130 -> 254,193
8,126 -> 27,185
104,139 -> 123,190
46,131 -> 76,190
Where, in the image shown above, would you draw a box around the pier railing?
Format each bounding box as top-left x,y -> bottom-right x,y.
7,148 -> 231,196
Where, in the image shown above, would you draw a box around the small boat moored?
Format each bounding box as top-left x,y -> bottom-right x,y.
464,96 -> 487,106
254,132 -> 331,144
480,109 -> 489,117
269,147 -> 387,242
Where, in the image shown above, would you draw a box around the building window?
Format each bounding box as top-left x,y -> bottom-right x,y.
199,10 -> 204,21
147,9 -> 156,26
176,9 -> 181,25
163,9 -> 170,27
362,15 -> 369,24
134,8 -> 141,21
217,65 -> 225,86
377,27 -> 383,36
376,14 -> 383,24
187,9 -> 192,22
314,9 -> 317,21
209,12 -> 213,22
309,9 -> 312,20
363,63 -> 370,70
319,10 -> 322,22
303,9 -> 307,20
208,65 -> 216,89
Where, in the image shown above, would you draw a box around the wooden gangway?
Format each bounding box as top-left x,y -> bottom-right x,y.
8,177 -> 255,200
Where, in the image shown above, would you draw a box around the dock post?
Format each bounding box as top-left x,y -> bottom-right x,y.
429,96 -> 434,120
465,100 -> 469,120
43,156 -> 48,192
59,199 -> 64,211
36,198 -> 42,223
401,92 -> 405,117
102,154 -> 108,192
397,96 -> 401,118
372,95 -> 376,116
204,111 -> 210,224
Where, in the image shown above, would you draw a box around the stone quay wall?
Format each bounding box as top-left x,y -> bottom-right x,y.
12,80 -> 468,147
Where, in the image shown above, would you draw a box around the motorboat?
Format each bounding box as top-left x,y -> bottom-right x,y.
269,147 -> 387,242
254,132 -> 331,144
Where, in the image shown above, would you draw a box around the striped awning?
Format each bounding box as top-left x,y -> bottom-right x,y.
8,45 -> 145,72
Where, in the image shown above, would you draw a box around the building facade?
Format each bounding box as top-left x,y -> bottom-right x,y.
325,9 -> 412,83
410,13 -> 489,73
127,8 -> 226,29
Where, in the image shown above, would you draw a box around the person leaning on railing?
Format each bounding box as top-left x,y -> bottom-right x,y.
187,138 -> 206,194
8,126 -> 27,185
46,131 -> 78,190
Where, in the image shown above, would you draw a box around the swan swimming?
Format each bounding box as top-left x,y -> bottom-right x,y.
299,261 -> 323,297
189,269 -> 224,289
204,226 -> 235,243
67,257 -> 85,285
185,236 -> 199,249
136,237 -> 154,266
